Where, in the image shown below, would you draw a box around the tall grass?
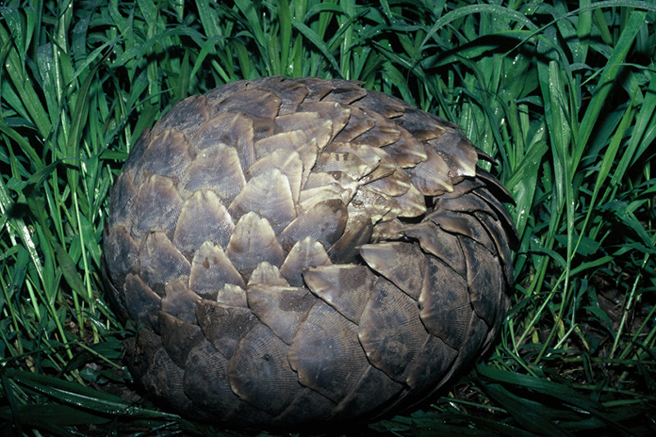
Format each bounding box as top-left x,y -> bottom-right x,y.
1,0 -> 655,435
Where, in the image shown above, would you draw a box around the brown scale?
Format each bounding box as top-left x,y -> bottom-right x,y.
103,76 -> 517,429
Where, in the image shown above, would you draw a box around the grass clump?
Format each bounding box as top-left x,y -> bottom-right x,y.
1,0 -> 655,435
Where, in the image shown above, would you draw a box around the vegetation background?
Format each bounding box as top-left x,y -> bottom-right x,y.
1,0 -> 655,435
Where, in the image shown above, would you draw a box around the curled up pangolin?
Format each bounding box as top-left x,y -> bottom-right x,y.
102,76 -> 517,428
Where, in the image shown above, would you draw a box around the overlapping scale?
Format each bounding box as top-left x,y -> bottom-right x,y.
303,264 -> 376,324
103,77 -> 517,430
248,262 -> 289,287
215,88 -> 281,119
321,80 -> 368,104
189,242 -> 245,300
225,212 -> 285,277
359,242 -> 427,299
278,199 -> 347,251
279,237 -> 332,286
133,175 -> 183,239
246,148 -> 303,202
418,257 -> 472,348
103,224 -> 138,284
181,143 -> 246,203
132,329 -> 197,415
173,189 -> 234,253
331,365 -> 403,419
191,112 -> 256,171
183,338 -> 241,415
159,312 -> 204,368
227,324 -> 300,415
407,145 -> 453,195
161,278 -> 199,324
380,125 -> 428,168
247,285 -> 315,344
358,278 -> 427,382
195,299 -> 259,359
123,273 -> 161,331
288,302 -> 368,403
402,221 -> 467,277
139,129 -> 194,180
255,131 -> 321,186
150,94 -> 209,138
138,232 -> 190,295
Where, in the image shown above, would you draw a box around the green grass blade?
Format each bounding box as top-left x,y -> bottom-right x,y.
576,10 -> 647,163
277,0 -> 292,75
4,368 -> 179,419
291,18 -> 341,74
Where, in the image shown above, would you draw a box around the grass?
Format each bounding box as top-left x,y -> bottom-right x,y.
1,0 -> 655,435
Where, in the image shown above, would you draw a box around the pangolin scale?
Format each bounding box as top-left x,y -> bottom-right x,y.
103,76 -> 517,428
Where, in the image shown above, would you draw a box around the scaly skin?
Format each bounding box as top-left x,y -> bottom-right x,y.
103,76 -> 517,428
